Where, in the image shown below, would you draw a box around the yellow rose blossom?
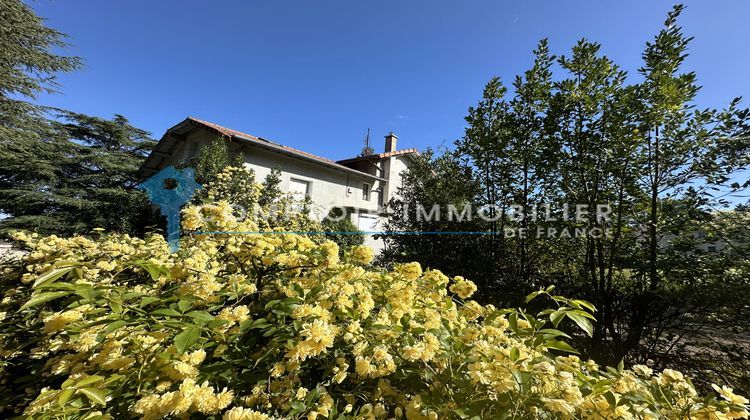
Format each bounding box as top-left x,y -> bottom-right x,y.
449,276 -> 477,299
396,262 -> 422,280
713,384 -> 750,406
349,245 -> 374,265
223,406 -> 272,420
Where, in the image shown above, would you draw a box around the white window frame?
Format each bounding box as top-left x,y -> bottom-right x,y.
289,178 -> 311,201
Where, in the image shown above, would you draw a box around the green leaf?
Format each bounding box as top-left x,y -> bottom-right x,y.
264,299 -> 281,310
135,261 -> 169,280
452,409 -> 470,419
33,266 -> 74,288
549,309 -> 566,328
544,340 -> 579,354
566,312 -> 594,337
104,320 -> 127,334
538,328 -> 571,339
20,291 -> 71,310
186,311 -> 214,322
525,290 -> 541,303
35,281 -> 75,291
72,284 -> 95,301
206,319 -> 229,329
76,375 -> 105,388
61,377 -> 77,389
79,388 -> 107,405
122,291 -> 145,300
509,347 -> 520,361
290,401 -> 305,412
571,299 -> 596,313
249,318 -> 270,329
511,370 -> 532,393
509,312 -> 518,332
139,297 -> 161,307
604,391 -> 618,408
57,388 -> 75,407
174,326 -> 201,354
178,299 -> 193,312
262,326 -> 278,337
152,308 -> 181,317
292,283 -> 305,297
570,309 -> 596,320
109,301 -> 122,314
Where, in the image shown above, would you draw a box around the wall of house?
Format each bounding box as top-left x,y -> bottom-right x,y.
161,129 -> 393,253
384,155 -> 410,204
240,146 -> 382,219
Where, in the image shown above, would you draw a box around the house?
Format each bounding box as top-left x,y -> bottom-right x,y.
139,117 -> 418,252
657,230 -> 730,254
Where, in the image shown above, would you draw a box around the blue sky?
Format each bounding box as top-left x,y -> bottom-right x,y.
30,1 -> 750,161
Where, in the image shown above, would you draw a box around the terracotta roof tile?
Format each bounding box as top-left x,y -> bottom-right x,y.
187,117 -> 337,164
176,117 -> 391,181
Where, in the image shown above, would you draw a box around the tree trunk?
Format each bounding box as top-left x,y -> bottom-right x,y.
649,127 -> 660,291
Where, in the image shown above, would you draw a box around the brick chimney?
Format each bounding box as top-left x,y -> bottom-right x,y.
384,132 -> 398,153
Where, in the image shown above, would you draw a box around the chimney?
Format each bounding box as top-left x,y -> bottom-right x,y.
384,132 -> 398,153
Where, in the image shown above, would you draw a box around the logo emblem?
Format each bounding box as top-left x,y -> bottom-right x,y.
138,166 -> 201,252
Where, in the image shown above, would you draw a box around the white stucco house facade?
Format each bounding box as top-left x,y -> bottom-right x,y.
139,117 -> 418,252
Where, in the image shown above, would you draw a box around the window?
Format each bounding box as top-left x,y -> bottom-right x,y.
707,246 -> 717,253
362,183 -> 371,201
289,178 -> 310,202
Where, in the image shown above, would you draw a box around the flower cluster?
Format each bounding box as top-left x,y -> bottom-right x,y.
0,180 -> 747,419
347,245 -> 374,266
448,276 -> 477,299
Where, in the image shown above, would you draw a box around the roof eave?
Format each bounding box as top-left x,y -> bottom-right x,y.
228,133 -> 386,181
138,118 -> 197,177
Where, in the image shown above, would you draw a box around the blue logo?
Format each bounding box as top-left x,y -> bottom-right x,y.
138,166 -> 201,252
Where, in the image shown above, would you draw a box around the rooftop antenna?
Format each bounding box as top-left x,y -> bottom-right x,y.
361,128 -> 374,156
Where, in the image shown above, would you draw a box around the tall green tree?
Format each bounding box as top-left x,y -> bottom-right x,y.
455,77 -> 513,280
636,4 -> 750,292
507,39 -> 555,284
546,39 -> 641,360
454,40 -> 558,294
0,112 -> 161,235
0,0 -> 80,130
0,0 -> 159,236
386,5 -> 750,382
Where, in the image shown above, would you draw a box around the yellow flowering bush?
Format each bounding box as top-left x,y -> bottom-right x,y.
187,165 -> 324,235
0,184 -> 747,418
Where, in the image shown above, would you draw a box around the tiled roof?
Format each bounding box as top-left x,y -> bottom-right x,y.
139,117 -> 387,181
336,148 -> 419,164
187,117 -> 337,164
